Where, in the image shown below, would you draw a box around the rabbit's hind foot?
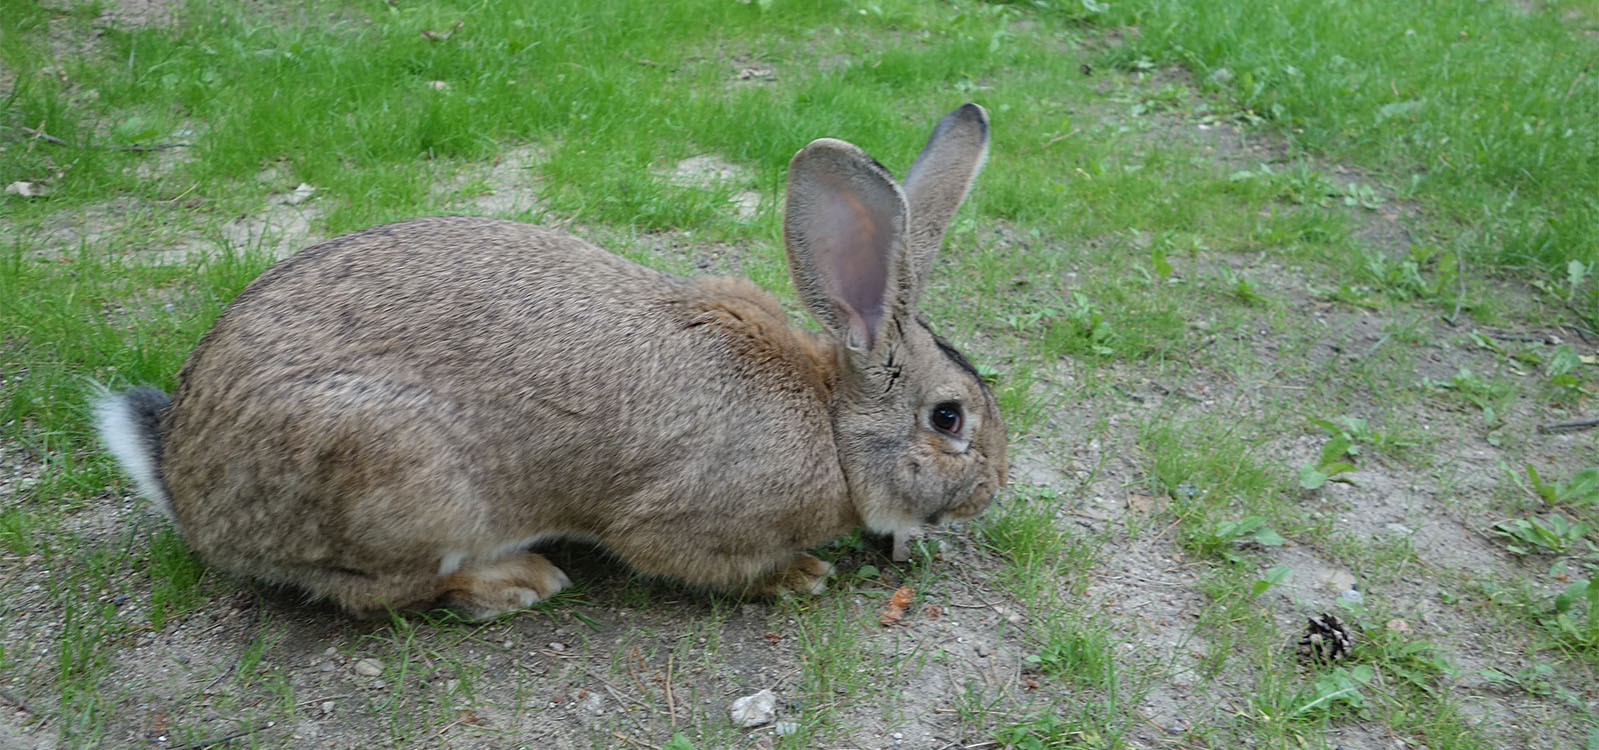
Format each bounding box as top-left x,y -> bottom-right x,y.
750,553 -> 834,597
439,551 -> 573,620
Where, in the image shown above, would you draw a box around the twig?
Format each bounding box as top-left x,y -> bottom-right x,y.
1564,51 -> 1598,103
1567,71 -> 1589,103
1539,417 -> 1599,434
434,717 -> 469,739
169,725 -> 260,750
21,126 -> 67,146
200,660 -> 239,694
1091,572 -> 1192,587
1363,333 -> 1392,359
0,689 -> 38,716
1443,250 -> 1467,326
611,732 -> 660,749
626,646 -> 649,700
1476,329 -> 1548,343
664,652 -> 677,728
544,658 -> 653,712
1556,323 -> 1599,345
163,182 -> 201,205
1150,382 -> 1200,402
112,141 -> 192,152
15,125 -> 190,152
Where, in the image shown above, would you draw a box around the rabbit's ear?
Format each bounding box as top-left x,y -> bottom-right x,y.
902,103 -> 989,293
784,138 -> 909,354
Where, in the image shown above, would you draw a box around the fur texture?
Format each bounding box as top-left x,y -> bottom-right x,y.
95,104 -> 1007,618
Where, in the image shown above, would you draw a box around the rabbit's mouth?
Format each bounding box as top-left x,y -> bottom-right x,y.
943,475 -> 1003,521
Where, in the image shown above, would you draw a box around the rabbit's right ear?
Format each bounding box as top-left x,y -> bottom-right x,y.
784,138 -> 909,354
902,103 -> 989,293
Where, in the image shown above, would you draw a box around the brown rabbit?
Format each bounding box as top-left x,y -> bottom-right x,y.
95,104 -> 1007,619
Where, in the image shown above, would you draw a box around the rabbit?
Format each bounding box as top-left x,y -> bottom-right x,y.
94,103 -> 1007,619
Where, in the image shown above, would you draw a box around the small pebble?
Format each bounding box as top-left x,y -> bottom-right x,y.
320,701 -> 335,716
976,645 -> 992,658
353,658 -> 383,677
729,689 -> 777,728
775,721 -> 799,736
548,642 -> 567,652
318,661 -> 335,672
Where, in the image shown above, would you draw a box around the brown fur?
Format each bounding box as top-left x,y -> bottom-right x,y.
96,105 -> 1006,618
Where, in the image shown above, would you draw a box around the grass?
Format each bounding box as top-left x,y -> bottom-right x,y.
4,0 -> 1599,747
1093,0 -> 1599,323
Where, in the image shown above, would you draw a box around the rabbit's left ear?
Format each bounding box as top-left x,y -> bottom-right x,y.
901,103 -> 990,295
783,138 -> 910,354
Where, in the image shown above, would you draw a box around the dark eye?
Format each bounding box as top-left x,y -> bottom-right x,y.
930,402 -> 963,435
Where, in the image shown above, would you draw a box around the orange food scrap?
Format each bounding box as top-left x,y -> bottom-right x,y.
878,585 -> 915,626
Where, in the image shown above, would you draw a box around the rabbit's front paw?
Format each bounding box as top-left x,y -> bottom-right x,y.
440,551 -> 572,619
752,553 -> 834,597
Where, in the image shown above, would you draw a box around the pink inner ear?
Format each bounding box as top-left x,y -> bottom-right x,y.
816,186 -> 889,350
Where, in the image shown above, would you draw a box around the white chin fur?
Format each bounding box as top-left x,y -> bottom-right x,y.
93,390 -> 174,521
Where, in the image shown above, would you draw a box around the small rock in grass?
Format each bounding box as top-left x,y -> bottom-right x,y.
729,689 -> 777,728
353,658 -> 383,677
774,721 -> 799,735
320,701 -> 335,716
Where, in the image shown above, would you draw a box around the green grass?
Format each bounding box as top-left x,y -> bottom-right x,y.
5,0 -> 1599,746
1090,0 -> 1599,323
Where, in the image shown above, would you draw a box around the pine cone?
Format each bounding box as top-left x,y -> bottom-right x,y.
1297,612 -> 1354,663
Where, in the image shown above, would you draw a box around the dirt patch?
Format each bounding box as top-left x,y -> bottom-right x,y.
657,153 -> 762,221
93,0 -> 183,30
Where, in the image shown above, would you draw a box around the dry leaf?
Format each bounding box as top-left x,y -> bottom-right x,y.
1126,492 -> 1168,514
283,182 -> 316,205
878,585 -> 914,626
421,21 -> 464,41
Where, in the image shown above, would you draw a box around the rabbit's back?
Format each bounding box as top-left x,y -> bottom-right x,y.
161,217 -> 852,585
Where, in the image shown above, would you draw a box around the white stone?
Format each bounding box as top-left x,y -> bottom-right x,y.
729,689 -> 777,728
353,658 -> 383,677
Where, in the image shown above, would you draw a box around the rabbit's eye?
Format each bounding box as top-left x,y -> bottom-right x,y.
930,402 -> 963,435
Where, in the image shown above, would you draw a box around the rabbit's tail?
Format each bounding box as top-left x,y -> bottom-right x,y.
93,385 -> 175,522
